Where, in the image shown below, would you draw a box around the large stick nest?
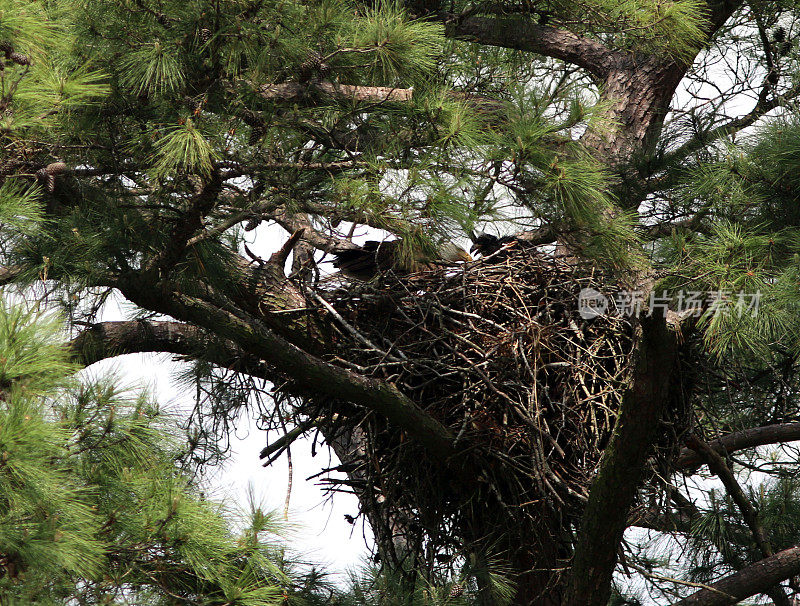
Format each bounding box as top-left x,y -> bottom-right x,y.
304,242 -> 686,571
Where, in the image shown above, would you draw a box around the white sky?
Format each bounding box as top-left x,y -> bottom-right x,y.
80,349 -> 371,582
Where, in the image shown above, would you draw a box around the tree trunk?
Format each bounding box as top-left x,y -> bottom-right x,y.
582,58 -> 685,166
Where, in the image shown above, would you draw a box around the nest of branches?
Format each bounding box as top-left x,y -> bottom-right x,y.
300,242 -> 688,573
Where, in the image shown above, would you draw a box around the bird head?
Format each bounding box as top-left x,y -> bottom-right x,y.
437,242 -> 473,263
470,233 -> 500,256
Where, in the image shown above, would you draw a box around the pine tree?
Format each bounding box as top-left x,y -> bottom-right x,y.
0,301 -> 310,604
6,0 -> 800,605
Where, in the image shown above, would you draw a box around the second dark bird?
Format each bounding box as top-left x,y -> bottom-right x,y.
470,233 -> 519,258
332,239 -> 472,281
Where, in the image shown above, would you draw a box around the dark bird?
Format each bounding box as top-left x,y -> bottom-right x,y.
332,239 -> 472,281
470,233 -> 518,258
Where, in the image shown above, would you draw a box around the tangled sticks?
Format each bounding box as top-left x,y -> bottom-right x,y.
311,243 -> 682,570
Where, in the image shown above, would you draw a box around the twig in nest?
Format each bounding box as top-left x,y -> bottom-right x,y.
312,291 -> 406,362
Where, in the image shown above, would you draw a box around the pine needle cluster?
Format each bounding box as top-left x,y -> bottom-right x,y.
0,302 -> 298,605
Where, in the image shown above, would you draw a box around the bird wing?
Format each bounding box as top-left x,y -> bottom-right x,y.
332,240 -> 400,280
332,247 -> 379,280
333,239 -> 468,279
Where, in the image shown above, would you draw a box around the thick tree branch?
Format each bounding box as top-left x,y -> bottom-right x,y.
567,314 -> 680,606
115,279 -> 463,464
444,14 -> 617,79
255,81 -> 414,104
675,423 -> 800,470
68,315 -> 464,476
671,545 -> 800,606
250,81 -> 508,125
143,172 -> 224,275
68,319 -> 272,379
70,319 -> 200,365
270,209 -> 358,254
706,0 -> 745,32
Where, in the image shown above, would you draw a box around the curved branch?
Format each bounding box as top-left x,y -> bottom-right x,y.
685,434 -> 777,558
70,319 -> 201,365
115,279 -> 463,465
68,314 -> 462,471
445,14 -> 617,79
684,436 -> 791,606
671,545 -> 800,606
68,319 -> 272,378
675,423 -> 800,471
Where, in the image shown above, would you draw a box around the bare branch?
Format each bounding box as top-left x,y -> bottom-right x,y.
270,209 -> 357,254
654,81 -> 800,177
254,81 -> 414,104
259,417 -> 320,464
444,14 -> 618,79
671,546 -> 800,606
68,319 -> 272,378
269,228 -> 305,268
675,423 -> 800,470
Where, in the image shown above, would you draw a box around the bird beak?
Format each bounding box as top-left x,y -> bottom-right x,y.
469,243 -> 480,255
460,250 -> 474,262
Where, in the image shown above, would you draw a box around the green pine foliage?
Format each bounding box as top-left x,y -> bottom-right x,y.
657,116 -> 800,359
153,118 -> 219,177
548,0 -> 708,60
0,0 -> 644,280
331,556 -> 515,606
0,301 -> 295,604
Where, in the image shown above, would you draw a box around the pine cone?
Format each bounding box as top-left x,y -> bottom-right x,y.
8,52 -> 30,66
45,162 -> 68,175
298,51 -> 324,82
36,162 -> 68,192
248,125 -> 264,146
199,28 -> 212,43
449,582 -> 465,598
774,26 -> 787,43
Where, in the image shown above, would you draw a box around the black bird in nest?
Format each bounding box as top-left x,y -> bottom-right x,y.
470,233 -> 519,258
332,239 -> 472,281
